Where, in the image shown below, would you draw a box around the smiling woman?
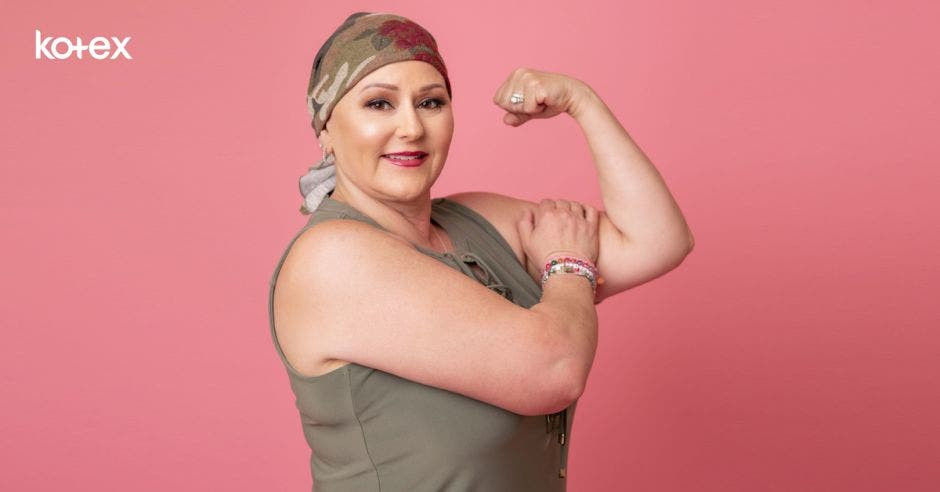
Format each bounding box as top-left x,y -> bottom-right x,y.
269,10 -> 692,492
317,60 -> 454,207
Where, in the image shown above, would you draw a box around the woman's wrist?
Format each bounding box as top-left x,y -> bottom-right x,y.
541,271 -> 595,292
540,250 -> 591,266
565,80 -> 601,121
540,254 -> 601,295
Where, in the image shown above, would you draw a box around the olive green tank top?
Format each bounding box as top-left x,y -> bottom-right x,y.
267,192 -> 576,491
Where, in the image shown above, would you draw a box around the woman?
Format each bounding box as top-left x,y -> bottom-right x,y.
268,12 -> 694,491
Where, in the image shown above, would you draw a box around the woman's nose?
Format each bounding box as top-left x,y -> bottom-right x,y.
396,105 -> 424,139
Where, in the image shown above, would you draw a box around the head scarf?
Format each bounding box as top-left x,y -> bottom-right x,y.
298,12 -> 452,214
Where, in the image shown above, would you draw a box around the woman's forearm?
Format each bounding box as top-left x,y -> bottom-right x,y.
530,274 -> 598,399
568,83 -> 694,254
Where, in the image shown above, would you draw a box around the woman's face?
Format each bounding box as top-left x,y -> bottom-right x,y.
321,60 -> 454,203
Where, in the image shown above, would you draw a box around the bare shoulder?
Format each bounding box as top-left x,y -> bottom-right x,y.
444,191 -> 539,265
273,219 -> 411,376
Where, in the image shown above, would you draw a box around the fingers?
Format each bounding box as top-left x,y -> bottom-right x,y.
538,198 -> 555,217
583,204 -> 598,224
516,207 -> 534,239
493,67 -> 525,109
517,79 -> 544,115
502,85 -> 534,126
568,201 -> 584,217
494,68 -> 546,127
558,199 -> 585,218
504,112 -> 531,126
537,198 -> 593,218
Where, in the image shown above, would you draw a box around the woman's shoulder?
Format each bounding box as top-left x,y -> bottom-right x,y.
289,217 -> 412,261
276,217 -> 416,301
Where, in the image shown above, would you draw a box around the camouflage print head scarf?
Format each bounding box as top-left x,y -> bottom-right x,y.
298,12 -> 452,214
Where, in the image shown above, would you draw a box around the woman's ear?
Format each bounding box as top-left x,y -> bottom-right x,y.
318,129 -> 333,155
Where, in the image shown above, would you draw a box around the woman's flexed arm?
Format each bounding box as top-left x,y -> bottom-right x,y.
492,68 -> 695,298
567,82 -> 693,251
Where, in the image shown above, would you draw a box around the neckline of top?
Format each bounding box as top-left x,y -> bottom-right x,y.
318,194 -> 466,258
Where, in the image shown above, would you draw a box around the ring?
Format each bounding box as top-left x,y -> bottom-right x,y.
510,92 -> 524,105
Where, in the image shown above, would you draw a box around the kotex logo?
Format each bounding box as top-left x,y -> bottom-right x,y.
34,29 -> 132,60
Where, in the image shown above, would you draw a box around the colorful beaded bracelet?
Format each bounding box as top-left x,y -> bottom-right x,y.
540,256 -> 600,293
544,263 -> 597,291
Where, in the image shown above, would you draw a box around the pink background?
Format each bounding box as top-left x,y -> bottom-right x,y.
3,1 -> 939,490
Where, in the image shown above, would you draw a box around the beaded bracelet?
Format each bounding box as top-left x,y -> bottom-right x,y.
540,256 -> 601,293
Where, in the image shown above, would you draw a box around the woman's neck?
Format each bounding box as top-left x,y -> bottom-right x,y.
330,186 -> 444,251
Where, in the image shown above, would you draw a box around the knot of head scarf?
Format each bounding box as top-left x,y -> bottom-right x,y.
298,152 -> 337,214
298,12 -> 452,215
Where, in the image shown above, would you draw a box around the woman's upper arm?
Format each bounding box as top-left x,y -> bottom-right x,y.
273,219 -> 577,416
445,191 -> 690,304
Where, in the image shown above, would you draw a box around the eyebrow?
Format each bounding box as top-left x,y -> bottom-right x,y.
359,83 -> 447,94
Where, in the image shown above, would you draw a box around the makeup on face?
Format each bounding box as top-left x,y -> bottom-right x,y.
381,151 -> 429,167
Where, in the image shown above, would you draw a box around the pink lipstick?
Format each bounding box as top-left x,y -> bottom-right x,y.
382,151 -> 428,167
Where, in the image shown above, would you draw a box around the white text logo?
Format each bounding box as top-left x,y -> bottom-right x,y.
35,29 -> 132,60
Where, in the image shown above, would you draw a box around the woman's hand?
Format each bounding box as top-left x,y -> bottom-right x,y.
493,68 -> 592,126
516,199 -> 600,282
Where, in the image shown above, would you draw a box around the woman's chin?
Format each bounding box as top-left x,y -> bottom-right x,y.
377,182 -> 434,202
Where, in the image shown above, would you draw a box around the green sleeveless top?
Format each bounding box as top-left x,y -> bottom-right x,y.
267,192 -> 577,491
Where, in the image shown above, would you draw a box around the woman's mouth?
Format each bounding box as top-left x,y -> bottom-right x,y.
382,152 -> 427,167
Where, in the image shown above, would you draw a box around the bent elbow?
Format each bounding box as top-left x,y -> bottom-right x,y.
538,363 -> 585,415
563,361 -> 588,405
511,376 -> 575,416
520,311 -> 592,415
666,233 -> 695,268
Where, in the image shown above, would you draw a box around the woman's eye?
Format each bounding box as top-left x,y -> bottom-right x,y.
367,100 -> 391,110
366,98 -> 446,111
420,98 -> 445,109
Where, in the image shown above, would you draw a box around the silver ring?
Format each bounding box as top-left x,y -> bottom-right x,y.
510,92 -> 524,105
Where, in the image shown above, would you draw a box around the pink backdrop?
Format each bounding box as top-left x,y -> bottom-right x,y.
3,1 -> 939,490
